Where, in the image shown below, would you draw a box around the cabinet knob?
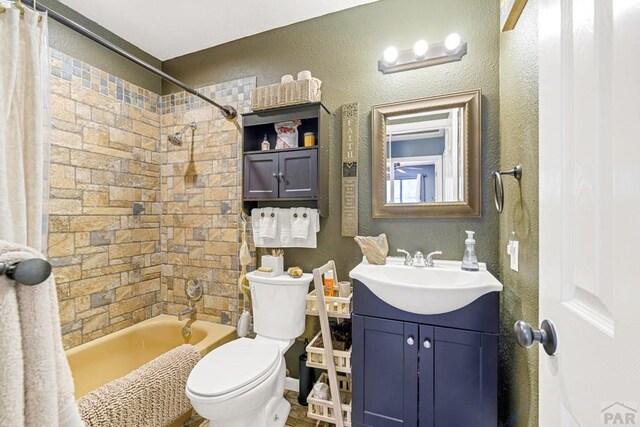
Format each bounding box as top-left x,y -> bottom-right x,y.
406,336 -> 415,346
272,172 -> 278,177
423,339 -> 431,349
278,172 -> 284,178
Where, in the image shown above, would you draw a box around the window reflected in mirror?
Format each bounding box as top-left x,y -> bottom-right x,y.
385,108 -> 464,204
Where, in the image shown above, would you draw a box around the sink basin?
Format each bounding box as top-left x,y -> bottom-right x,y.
349,257 -> 503,315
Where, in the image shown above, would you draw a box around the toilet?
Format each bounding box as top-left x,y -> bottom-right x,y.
186,271 -> 313,427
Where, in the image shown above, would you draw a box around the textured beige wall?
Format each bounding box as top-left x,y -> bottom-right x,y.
163,0 -> 502,281
48,51 -> 163,349
40,0 -> 162,93
498,0 -> 539,425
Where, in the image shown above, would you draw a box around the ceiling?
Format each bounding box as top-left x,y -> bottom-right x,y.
58,0 -> 380,61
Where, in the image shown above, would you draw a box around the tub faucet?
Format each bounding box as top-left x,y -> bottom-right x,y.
178,305 -> 197,321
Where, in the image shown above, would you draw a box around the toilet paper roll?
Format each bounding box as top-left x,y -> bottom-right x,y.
297,70 -> 312,80
281,74 -> 294,83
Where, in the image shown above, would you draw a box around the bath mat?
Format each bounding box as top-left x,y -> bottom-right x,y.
77,344 -> 201,427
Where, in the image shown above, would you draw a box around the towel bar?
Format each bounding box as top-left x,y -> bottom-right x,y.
0,258 -> 52,286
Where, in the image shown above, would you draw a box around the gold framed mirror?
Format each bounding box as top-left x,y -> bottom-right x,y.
371,90 -> 481,218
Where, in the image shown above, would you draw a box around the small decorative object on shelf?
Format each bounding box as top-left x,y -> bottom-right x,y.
354,233 -> 389,265
304,132 -> 316,147
275,120 -> 301,149
261,134 -> 270,151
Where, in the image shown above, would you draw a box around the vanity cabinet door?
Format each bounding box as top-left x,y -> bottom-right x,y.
421,327 -> 498,427
352,315 -> 418,427
277,148 -> 318,198
243,153 -> 279,199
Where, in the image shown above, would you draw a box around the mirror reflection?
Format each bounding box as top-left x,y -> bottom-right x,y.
386,108 -> 464,204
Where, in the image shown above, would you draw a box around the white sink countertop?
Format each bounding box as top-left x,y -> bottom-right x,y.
349,257 -> 503,315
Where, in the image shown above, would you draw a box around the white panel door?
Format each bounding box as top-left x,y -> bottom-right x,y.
539,0 -> 640,425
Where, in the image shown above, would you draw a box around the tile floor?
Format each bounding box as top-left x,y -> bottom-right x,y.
191,391 -> 327,427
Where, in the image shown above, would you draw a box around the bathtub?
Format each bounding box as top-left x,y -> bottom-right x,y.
66,314 -> 236,399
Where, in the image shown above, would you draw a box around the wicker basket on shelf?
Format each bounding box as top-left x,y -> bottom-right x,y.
251,78 -> 322,111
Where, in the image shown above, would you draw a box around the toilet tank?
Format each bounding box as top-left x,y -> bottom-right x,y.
246,271 -> 313,340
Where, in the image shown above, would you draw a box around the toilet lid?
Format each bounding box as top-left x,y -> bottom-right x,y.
187,338 -> 280,397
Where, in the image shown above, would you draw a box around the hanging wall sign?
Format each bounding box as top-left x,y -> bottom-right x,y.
342,103 -> 359,237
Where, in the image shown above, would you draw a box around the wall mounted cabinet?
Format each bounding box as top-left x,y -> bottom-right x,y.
352,281 -> 498,427
242,103 -> 329,216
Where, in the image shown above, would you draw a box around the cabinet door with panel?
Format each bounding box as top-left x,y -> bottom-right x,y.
243,152 -> 279,199
352,315 -> 418,427
278,149 -> 318,198
424,327 -> 498,427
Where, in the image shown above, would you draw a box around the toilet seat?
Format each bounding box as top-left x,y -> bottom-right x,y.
187,338 -> 280,400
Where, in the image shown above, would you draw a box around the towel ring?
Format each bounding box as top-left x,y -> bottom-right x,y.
492,164 -> 522,214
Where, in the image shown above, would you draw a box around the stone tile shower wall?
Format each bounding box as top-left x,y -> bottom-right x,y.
47,49 -> 255,347
48,50 -> 163,349
160,78 -> 255,326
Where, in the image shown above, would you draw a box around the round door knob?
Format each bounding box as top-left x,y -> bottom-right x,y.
423,339 -> 431,349
407,336 -> 415,346
514,319 -> 558,356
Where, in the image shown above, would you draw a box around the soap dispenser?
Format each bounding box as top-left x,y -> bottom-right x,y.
462,230 -> 479,271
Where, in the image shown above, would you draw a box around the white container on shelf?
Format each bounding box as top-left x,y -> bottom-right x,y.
259,255 -> 284,277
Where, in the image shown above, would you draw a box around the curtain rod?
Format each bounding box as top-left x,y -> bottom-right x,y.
22,0 -> 238,121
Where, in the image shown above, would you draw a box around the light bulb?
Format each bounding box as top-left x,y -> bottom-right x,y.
445,33 -> 461,52
383,46 -> 399,65
413,40 -> 429,59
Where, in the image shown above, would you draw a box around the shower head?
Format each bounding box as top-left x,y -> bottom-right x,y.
168,122 -> 197,146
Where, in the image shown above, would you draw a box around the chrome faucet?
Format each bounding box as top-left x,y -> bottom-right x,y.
178,304 -> 197,321
412,251 -> 426,267
426,251 -> 443,267
397,249 -> 412,266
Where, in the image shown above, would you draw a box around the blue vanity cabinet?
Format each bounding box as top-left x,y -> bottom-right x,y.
352,281 -> 499,427
352,315 -> 419,426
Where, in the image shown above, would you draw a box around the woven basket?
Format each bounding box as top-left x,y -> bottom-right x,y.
251,78 -> 322,111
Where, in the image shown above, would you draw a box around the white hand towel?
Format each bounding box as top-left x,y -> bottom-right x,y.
290,208 -> 311,240
259,208 -> 278,240
252,208 -> 319,248
0,240 -> 83,427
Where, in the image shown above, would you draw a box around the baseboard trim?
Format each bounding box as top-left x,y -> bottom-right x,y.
285,377 -> 299,392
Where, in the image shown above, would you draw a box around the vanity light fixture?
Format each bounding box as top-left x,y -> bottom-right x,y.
378,33 -> 467,74
413,39 -> 429,59
444,33 -> 462,52
383,46 -> 399,65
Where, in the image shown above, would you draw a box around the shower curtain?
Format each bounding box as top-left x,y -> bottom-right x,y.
0,2 -> 50,251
